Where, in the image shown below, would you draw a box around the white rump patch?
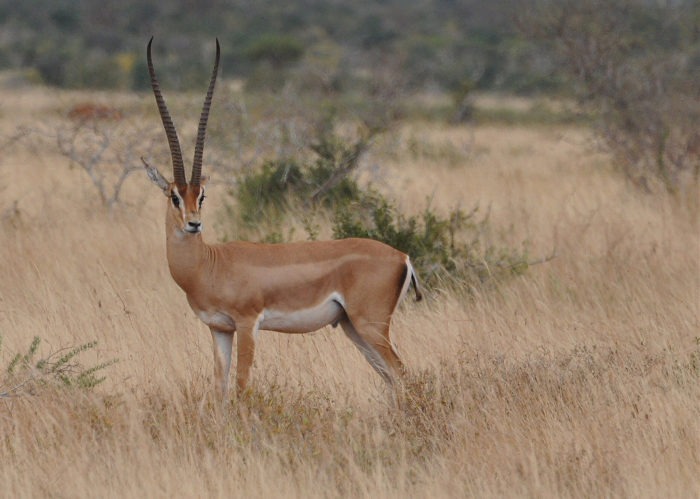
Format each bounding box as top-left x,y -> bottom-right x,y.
260,292 -> 345,334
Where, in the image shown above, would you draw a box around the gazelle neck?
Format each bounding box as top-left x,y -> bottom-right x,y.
165,220 -> 210,291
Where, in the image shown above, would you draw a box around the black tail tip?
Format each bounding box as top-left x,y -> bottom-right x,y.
410,273 -> 423,301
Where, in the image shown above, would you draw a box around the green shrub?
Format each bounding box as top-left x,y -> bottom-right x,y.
237,159 -> 306,226
235,129 -> 368,227
246,34 -> 304,69
333,197 -> 530,288
1,336 -> 117,397
230,124 -> 531,290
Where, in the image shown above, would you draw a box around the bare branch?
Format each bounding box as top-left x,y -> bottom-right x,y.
309,133 -> 372,206
48,109 -> 166,208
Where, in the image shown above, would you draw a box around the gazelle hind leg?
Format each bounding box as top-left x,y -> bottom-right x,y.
358,319 -> 404,379
339,317 -> 402,385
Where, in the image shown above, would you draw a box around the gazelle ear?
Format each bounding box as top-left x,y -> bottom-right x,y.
141,157 -> 171,194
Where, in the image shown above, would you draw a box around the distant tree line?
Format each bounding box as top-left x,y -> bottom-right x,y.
1,0 -> 695,102
0,0 -> 560,93
2,0 -> 695,106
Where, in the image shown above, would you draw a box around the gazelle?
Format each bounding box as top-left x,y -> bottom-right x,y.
142,38 -> 422,398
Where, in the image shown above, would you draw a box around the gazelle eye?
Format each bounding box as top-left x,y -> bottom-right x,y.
198,195 -> 206,208
171,194 -> 180,208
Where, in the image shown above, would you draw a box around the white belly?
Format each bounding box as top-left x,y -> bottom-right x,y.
260,293 -> 345,334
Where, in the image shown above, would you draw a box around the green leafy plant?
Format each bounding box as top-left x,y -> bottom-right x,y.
237,159 -> 306,226
1,335 -> 117,397
333,196 -> 531,287
235,126 -> 370,227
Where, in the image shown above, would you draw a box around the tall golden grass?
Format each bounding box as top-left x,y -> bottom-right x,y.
0,88 -> 698,497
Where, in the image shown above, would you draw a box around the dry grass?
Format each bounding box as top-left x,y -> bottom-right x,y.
1,86 -> 698,498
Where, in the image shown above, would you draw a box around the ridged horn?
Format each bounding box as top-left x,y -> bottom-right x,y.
191,38 -> 220,186
147,36 -> 187,188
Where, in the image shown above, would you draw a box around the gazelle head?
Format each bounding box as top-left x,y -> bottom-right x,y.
143,37 -> 219,235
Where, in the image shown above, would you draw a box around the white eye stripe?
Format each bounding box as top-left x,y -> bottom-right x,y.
171,190 -> 184,209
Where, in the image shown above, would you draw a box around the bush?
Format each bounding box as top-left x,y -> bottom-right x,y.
235,127 -> 369,227
1,336 -> 116,397
246,34 -> 304,69
333,197 -> 530,288
521,0 -> 700,192
230,124 -> 531,290
237,159 -> 306,226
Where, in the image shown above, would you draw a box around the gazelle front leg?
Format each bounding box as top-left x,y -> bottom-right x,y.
210,328 -> 234,399
235,319 -> 259,394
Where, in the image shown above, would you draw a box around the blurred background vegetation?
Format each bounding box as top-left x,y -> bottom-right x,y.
0,0 -> 559,93
2,0 -> 698,287
3,0 -> 697,191
0,0 -> 693,96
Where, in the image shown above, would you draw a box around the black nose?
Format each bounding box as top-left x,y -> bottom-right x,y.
188,221 -> 201,229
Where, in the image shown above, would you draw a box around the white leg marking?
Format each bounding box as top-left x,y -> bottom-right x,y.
212,330 -> 233,393
253,313 -> 262,341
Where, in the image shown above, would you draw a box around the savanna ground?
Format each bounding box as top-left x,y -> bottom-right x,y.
0,83 -> 698,498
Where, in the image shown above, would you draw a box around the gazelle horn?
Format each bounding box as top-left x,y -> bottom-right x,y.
191,39 -> 220,187
147,37 -> 186,188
